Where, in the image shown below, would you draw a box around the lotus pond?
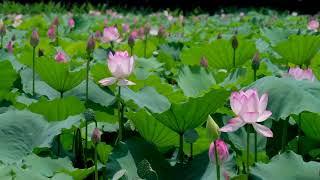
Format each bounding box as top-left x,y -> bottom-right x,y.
0,9 -> 320,180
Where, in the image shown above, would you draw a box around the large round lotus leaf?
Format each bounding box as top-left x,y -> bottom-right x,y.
0,60 -> 18,92
36,59 -> 86,93
151,89 -> 229,134
298,112 -> 320,141
250,151 -> 320,180
127,109 -> 178,149
0,110 -> 81,163
181,38 -> 256,70
273,35 -> 320,66
28,96 -> 85,121
249,76 -> 320,120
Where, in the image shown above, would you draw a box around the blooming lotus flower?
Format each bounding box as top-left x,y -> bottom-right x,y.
6,41 -> 13,53
55,51 -> 68,63
149,28 -> 158,36
89,10 -> 101,16
208,139 -> 229,164
220,89 -> 273,137
68,18 -> 75,28
101,27 -> 120,43
12,14 -> 23,27
288,67 -> 316,81
47,25 -> 56,40
99,51 -> 135,86
308,20 -> 319,31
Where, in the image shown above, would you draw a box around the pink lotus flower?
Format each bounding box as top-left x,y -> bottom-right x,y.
208,139 -> 229,164
6,41 -> 13,53
308,20 -> 319,31
288,67 -> 316,81
91,128 -> 101,144
68,18 -> 75,28
220,89 -> 273,137
47,25 -> 56,40
99,51 -> 135,86
122,23 -> 130,33
54,51 -> 68,63
130,30 -> 138,40
101,26 -> 120,43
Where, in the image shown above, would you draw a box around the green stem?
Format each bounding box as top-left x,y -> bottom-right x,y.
57,134 -> 61,156
94,144 -> 98,180
0,35 -> 3,49
214,140 -> 220,180
56,25 -> 59,46
253,69 -> 258,163
85,55 -> 91,102
190,143 -> 193,160
130,46 -> 133,56
281,117 -> 289,153
297,114 -> 301,154
60,91 -> 63,98
32,47 -> 36,96
233,48 -> 236,68
117,86 -> 124,143
246,124 -> 250,173
178,133 -> 184,163
85,118 -> 88,153
144,34 -> 148,57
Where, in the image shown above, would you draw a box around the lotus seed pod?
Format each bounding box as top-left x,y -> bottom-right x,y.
0,22 -> 6,37
206,115 -> 220,141
231,35 -> 238,49
84,108 -> 95,122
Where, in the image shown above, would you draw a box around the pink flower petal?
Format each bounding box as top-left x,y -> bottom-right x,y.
259,93 -> 268,113
252,123 -> 273,137
98,77 -> 117,86
241,112 -> 259,123
257,110 -> 272,122
220,117 -> 245,132
117,79 -> 136,86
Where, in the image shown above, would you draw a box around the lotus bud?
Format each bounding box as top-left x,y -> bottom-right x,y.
47,25 -> 56,40
6,41 -> 13,53
91,128 -> 101,144
200,56 -> 208,68
86,35 -> 96,54
128,33 -> 135,48
251,51 -> 260,71
158,25 -> 166,38
144,23 -> 151,35
84,109 -> 95,122
231,35 -> 238,49
52,17 -> 59,27
68,18 -> 75,28
206,115 -> 220,141
208,139 -> 229,164
30,29 -> 39,48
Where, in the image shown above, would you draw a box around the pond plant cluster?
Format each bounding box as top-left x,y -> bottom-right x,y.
0,7 -> 320,180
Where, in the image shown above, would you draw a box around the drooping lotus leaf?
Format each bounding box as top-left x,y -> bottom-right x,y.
297,112 -> 320,141
151,89 -> 229,134
250,151 -> 320,180
177,65 -> 216,97
127,109 -> 178,149
36,59 -> 86,93
273,35 -> 320,66
0,60 -> 18,92
180,38 -> 256,70
0,110 -> 81,163
28,96 -> 85,121
248,76 -> 320,120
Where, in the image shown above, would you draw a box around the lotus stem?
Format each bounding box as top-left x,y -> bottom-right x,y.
178,133 -> 184,163
57,134 -> 61,156
281,117 -> 289,153
246,124 -> 250,173
130,46 -> 133,56
144,34 -> 148,57
297,114 -> 301,154
0,35 -> 3,49
85,56 -> 91,102
214,140 -> 220,180
94,144 -> 98,180
32,47 -> 36,96
60,91 -> 63,98
117,86 -> 124,143
232,48 -> 236,68
56,25 -> 59,46
253,69 -> 258,162
190,143 -> 193,160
